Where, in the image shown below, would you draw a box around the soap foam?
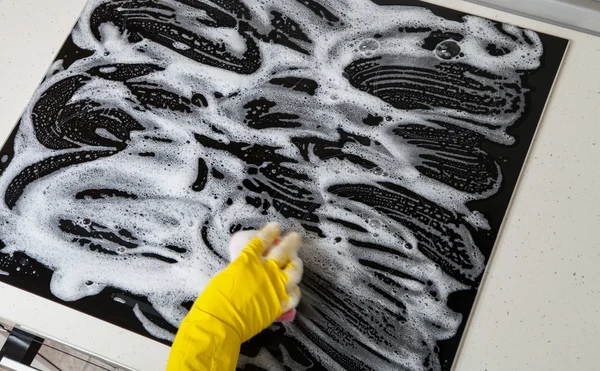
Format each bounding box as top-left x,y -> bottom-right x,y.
0,0 -> 544,370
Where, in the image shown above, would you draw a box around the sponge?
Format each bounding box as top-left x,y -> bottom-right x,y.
228,230 -> 297,322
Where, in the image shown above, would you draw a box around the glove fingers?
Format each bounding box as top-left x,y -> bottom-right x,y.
266,232 -> 301,268
283,285 -> 301,312
252,222 -> 281,255
283,257 -> 304,287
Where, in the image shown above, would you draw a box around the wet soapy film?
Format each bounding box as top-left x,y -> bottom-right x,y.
0,0 -> 567,370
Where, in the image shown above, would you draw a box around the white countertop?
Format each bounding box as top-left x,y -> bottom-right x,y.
0,1 -> 599,370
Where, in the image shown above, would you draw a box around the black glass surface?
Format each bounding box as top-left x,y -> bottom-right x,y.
0,1 -> 568,370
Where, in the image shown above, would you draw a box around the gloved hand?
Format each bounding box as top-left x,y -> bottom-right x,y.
227,227 -> 301,322
167,222 -> 303,371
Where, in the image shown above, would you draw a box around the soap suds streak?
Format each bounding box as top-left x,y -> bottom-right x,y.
392,121 -> 499,194
0,0 -> 545,370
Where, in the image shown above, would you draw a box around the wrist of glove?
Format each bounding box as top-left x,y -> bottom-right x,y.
193,222 -> 303,343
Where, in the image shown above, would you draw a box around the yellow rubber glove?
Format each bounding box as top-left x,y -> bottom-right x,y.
167,222 -> 303,371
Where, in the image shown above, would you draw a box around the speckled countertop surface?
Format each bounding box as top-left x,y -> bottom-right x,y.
0,1 -> 599,370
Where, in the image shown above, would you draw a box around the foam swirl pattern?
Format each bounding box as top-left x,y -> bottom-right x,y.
0,1 -> 546,370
